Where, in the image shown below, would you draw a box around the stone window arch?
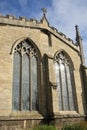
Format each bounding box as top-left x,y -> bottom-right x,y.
54,51 -> 76,111
12,38 -> 41,111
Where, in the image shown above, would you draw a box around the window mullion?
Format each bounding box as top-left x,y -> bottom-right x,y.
29,56 -> 32,110
36,58 -> 39,109
59,63 -> 63,110
20,55 -> 22,111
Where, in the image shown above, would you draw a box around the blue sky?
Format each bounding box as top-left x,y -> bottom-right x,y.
0,0 -> 87,65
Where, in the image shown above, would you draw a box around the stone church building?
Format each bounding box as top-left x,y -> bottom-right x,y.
0,9 -> 87,129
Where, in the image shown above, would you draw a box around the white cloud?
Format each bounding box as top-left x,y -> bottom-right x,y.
19,0 -> 28,8
47,0 -> 87,65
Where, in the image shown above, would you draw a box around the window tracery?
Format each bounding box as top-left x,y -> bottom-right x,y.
14,41 -> 38,57
54,51 -> 75,111
12,39 -> 39,111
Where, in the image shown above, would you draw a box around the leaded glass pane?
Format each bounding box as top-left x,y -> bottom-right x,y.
66,65 -> 75,110
12,52 -> 20,110
22,54 -> 30,110
55,62 -> 62,110
31,56 -> 38,110
60,64 -> 69,110
13,39 -> 39,111
55,52 -> 75,111
22,41 -> 29,47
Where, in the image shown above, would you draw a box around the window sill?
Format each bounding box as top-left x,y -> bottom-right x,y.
54,111 -> 85,118
9,111 -> 44,119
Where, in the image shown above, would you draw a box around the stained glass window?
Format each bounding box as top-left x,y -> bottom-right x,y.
66,64 -> 75,110
12,39 -> 38,111
31,56 -> 38,110
54,51 -> 75,111
22,54 -> 30,110
12,52 -> 21,110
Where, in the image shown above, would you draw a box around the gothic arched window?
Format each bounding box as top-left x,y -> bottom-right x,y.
12,39 -> 39,111
54,51 -> 75,111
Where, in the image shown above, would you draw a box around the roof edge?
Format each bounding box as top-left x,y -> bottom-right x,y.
0,14 -> 79,52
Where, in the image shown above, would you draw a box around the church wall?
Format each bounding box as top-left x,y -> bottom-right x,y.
0,22 -> 86,128
0,25 -> 85,113
50,35 -> 85,114
0,25 -> 53,117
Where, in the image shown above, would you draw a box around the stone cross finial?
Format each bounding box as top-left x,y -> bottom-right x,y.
42,8 -> 47,16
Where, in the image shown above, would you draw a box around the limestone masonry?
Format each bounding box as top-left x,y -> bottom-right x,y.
0,11 -> 87,129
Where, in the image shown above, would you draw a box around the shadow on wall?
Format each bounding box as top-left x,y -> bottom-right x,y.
42,54 -> 54,120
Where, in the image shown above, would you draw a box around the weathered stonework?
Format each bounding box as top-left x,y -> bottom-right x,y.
0,12 -> 87,129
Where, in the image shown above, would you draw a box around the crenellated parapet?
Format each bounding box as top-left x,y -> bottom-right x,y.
0,13 -> 79,51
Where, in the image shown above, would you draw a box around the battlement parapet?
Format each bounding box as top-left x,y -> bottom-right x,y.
0,13 -> 77,47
